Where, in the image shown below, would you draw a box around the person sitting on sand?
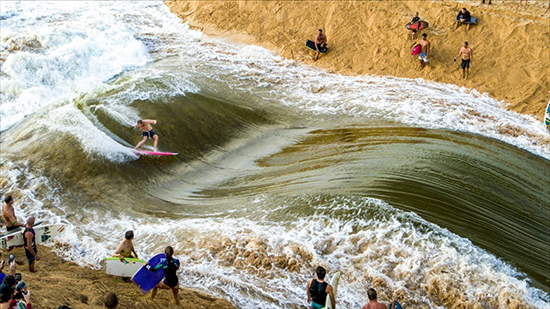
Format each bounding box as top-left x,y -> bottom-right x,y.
313,29 -> 329,61
361,288 -> 396,309
455,8 -> 471,29
418,33 -> 430,69
23,217 -> 40,273
2,196 -> 24,232
133,119 -> 159,151
306,266 -> 336,309
149,246 -> 181,306
454,41 -> 473,79
104,292 -> 118,309
113,230 -> 138,262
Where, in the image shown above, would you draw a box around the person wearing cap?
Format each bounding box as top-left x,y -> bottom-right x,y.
2,196 -> 24,232
23,217 -> 40,273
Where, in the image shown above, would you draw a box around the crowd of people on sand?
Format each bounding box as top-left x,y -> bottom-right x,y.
310,1 -> 549,81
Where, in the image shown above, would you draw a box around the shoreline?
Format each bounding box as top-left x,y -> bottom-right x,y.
10,245 -> 234,309
165,0 -> 549,121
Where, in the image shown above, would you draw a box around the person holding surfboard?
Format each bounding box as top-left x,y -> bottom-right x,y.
23,216 -> 40,273
133,119 -> 159,152
306,266 -> 336,309
409,12 -> 420,39
149,246 -> 181,306
2,196 -> 24,232
113,230 -> 138,262
313,29 -> 329,61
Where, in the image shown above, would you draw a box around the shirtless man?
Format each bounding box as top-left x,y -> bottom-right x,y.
113,230 -> 138,262
2,196 -> 24,232
361,288 -> 396,309
454,41 -> 473,79
418,33 -> 430,70
314,29 -> 329,61
133,119 -> 158,151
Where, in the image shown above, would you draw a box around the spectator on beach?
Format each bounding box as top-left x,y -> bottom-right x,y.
149,246 -> 181,306
313,29 -> 329,61
306,266 -> 336,309
454,41 -> 473,79
12,281 -> 27,301
361,288 -> 396,309
455,8 -> 471,29
409,12 -> 421,39
418,33 -> 430,69
2,196 -> 24,232
104,292 -> 118,309
23,217 -> 40,273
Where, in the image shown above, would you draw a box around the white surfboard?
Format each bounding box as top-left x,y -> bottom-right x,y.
0,223 -> 66,249
325,272 -> 340,309
102,257 -> 145,277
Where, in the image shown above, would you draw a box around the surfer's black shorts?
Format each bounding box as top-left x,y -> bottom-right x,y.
25,245 -> 37,265
141,130 -> 157,139
6,225 -> 19,232
163,277 -> 178,288
461,59 -> 471,69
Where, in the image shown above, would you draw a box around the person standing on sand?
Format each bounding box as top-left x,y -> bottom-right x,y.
410,12 -> 421,40
23,216 -> 40,273
149,246 -> 181,306
133,119 -> 159,151
454,41 -> 473,79
418,33 -> 430,69
314,29 -> 329,61
2,196 -> 24,232
306,266 -> 336,309
361,288 -> 396,309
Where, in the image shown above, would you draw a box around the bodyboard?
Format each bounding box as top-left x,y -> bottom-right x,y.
406,20 -> 428,30
411,44 -> 421,55
132,253 -> 166,294
306,40 -> 327,53
544,100 -> 550,126
324,272 -> 340,309
0,223 -> 65,250
103,257 -> 145,277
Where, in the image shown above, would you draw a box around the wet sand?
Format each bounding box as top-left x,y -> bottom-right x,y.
166,0 -> 550,121
7,245 -> 234,309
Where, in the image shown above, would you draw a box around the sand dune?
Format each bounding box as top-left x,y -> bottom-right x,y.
166,0 -> 550,121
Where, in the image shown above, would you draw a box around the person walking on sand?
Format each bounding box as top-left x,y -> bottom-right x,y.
409,12 -> 421,40
307,266 -> 336,309
149,246 -> 181,306
361,288 -> 396,309
2,196 -> 24,232
23,216 -> 40,273
133,119 -> 159,151
454,41 -> 473,79
455,8 -> 471,30
418,33 -> 430,69
314,29 -> 329,61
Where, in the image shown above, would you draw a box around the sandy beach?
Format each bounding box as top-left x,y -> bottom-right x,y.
166,0 -> 550,121
7,245 -> 234,309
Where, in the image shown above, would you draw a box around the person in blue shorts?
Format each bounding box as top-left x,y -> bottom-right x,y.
133,119 -> 159,151
418,33 -> 430,70
149,246 -> 181,306
307,266 -> 336,309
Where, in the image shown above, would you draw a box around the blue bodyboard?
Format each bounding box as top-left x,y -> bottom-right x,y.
389,300 -> 403,309
305,40 -> 327,53
131,253 -> 165,294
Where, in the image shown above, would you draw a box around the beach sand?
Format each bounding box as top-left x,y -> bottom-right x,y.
6,245 -> 234,309
165,0 -> 550,121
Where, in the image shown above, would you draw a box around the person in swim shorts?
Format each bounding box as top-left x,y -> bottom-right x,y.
313,29 -> 329,61
149,246 -> 181,306
361,288 -> 396,309
2,196 -> 24,232
307,266 -> 336,309
133,119 -> 159,151
23,216 -> 40,272
418,33 -> 430,69
454,41 -> 473,79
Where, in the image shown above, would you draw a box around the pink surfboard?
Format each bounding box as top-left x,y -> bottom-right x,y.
136,150 -> 178,156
